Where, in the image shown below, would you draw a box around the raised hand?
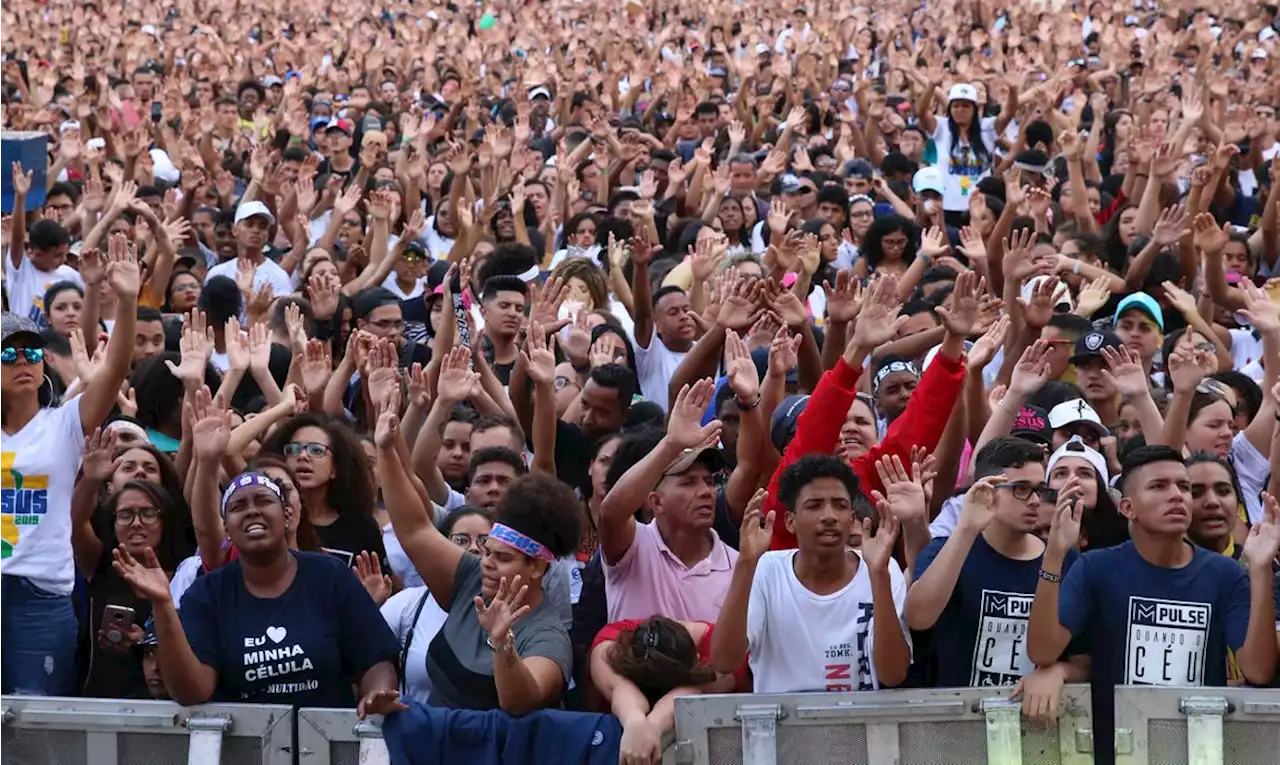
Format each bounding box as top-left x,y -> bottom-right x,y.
308,272 -> 341,321
1192,212 -> 1230,256
353,551 -> 392,606
437,346 -> 481,405
473,574 -> 533,643
936,270 -> 981,337
357,688 -> 409,720
824,269 -> 863,324
1151,204 -> 1189,247
1009,340 -> 1054,398
967,314 -> 1010,372
1100,345 -> 1150,400
82,427 -> 121,483
738,489 -> 776,561
715,273 -> 765,331
919,226 -> 949,259
667,379 -> 723,450
1160,280 -> 1199,321
1074,275 -> 1112,318
299,340 -> 334,397
860,503 -> 901,571
529,277 -> 570,334
848,274 -> 908,354
10,162 -> 32,197
870,454 -> 927,526
1239,280 -> 1280,336
106,234 -> 142,299
768,325 -> 801,378
188,386 -> 233,462
111,547 -> 173,604
247,320 -> 273,375
1166,347 -> 1212,393
724,329 -> 760,402
365,339 -> 402,407
372,383 -> 403,449
1244,493 -> 1280,571
1046,475 -> 1084,558
957,475 -> 1006,535
165,309 -> 214,383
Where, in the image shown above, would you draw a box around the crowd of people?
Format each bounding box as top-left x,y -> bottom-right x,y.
4,0 -> 1280,762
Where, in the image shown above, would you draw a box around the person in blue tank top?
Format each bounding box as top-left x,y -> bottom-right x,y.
1028,446 -> 1279,765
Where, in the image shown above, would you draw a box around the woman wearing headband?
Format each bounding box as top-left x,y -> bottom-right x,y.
371,388 -> 581,713
112,466 -> 404,713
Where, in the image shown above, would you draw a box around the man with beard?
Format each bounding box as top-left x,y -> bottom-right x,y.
203,202 -> 293,301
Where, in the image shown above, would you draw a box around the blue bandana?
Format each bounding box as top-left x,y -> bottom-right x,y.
220,472 -> 283,517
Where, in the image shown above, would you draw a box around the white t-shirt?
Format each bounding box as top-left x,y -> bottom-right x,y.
929,117 -> 999,212
382,273 -> 426,301
204,256 -> 294,307
0,397 -> 85,595
4,256 -> 85,325
746,548 -> 910,693
632,331 -> 687,412
1231,431 -> 1268,525
380,586 -> 449,705
169,554 -> 204,608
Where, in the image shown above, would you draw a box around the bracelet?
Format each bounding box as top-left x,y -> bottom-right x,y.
735,393 -> 762,410
1037,569 -> 1063,584
486,630 -> 516,653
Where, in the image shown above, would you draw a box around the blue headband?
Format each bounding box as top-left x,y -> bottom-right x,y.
220,473 -> 283,517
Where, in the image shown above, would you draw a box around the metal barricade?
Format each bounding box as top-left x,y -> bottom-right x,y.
0,696 -> 293,765
672,685 -> 1095,765
296,708 -> 390,765
1113,686 -> 1280,765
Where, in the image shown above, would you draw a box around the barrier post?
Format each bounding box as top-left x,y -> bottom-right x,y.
980,699 -> 1023,765
1180,696 -> 1228,765
186,715 -> 232,765
736,703 -> 782,765
354,717 -> 392,765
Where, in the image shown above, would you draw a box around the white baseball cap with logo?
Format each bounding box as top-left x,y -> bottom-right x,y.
1047,398 -> 1109,437
948,83 -> 979,104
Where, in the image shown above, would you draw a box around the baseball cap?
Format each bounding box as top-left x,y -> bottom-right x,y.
1047,398 -> 1109,437
770,394 -> 810,452
233,201 -> 276,226
263,75 -> 284,87
324,118 -> 354,135
1021,275 -> 1074,313
1252,48 -> 1269,60
1046,436 -> 1110,485
1,313 -> 44,348
528,86 -> 553,101
1070,330 -> 1123,364
664,444 -> 727,476
1113,292 -> 1165,331
1010,404 -> 1053,444
948,83 -> 979,103
913,166 -> 945,196
842,158 -> 875,180
1012,149 -> 1050,175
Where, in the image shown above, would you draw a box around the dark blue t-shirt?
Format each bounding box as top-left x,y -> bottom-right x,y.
1058,541 -> 1249,765
915,535 -> 1078,688
179,551 -> 400,707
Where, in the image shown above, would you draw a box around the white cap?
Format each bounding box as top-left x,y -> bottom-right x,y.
1253,48 -> 1269,60
912,166 -> 945,196
1047,398 -> 1109,437
921,340 -> 973,371
150,148 -> 180,185
1047,436 -> 1110,485
528,85 -> 552,100
948,83 -> 979,103
1020,275 -> 1073,313
233,201 -> 276,226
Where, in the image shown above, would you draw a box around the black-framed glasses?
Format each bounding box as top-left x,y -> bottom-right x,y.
995,482 -> 1058,502
284,442 -> 333,459
1,347 -> 44,365
368,318 -> 405,331
450,532 -> 488,549
115,506 -> 162,526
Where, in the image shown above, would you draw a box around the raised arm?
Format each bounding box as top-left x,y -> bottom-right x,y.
78,234 -> 141,434
710,490 -> 771,675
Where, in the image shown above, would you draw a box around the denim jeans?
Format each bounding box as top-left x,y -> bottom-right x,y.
1,574 -> 78,696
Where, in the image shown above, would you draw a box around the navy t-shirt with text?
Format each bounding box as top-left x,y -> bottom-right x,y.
178,551 -> 400,707
1058,541 -> 1249,765
915,535 -> 1078,687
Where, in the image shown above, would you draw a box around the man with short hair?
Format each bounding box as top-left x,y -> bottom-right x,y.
5,168 -> 84,324
202,202 -> 293,304
352,287 -> 431,366
631,246 -> 696,408
907,437 -> 1080,691
465,447 -> 527,510
711,454 -> 911,692
1029,446 -> 1279,765
479,275 -> 528,385
133,307 -> 167,366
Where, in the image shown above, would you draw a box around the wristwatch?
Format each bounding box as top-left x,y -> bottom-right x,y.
487,630 -> 516,653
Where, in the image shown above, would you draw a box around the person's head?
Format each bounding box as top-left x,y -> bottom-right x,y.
834,394 -> 879,462
1046,397 -> 1109,451
1040,313 -> 1095,380
581,363 -> 634,437
779,454 -> 865,554
1045,436 -> 1108,535
197,276 -> 243,335
101,480 -> 179,564
1185,453 -> 1241,552
442,505 -> 496,557
466,447 -> 528,509
260,413 -> 375,518
43,182 -> 78,224
431,406 -> 475,489
480,276 -> 528,340
139,622 -> 166,699
481,473 -> 581,598
247,453 -> 319,552
166,270 -> 202,314
232,202 -> 274,255
221,472 -> 290,558
861,214 -> 917,270
551,259 -> 609,312
651,285 -> 696,347
650,445 -> 725,532
353,287 -> 406,345
589,432 -> 623,501
972,436 -> 1052,534
1120,446 -> 1191,537
107,444 -> 173,495
604,616 -> 717,697
470,412 -> 526,454
1185,391 -> 1234,457
133,307 -> 167,366
562,212 -> 600,250
871,356 -> 919,423
27,219 -> 72,272
42,282 -> 84,336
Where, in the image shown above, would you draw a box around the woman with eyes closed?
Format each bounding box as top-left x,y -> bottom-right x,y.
1,249 -> 139,696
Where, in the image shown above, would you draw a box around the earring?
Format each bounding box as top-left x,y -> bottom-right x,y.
39,375 -> 55,405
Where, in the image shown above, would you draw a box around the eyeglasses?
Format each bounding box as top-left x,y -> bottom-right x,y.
115,507 -> 162,525
284,442 -> 332,459
368,318 -> 405,331
450,532 -> 488,548
995,482 -> 1058,502
1,347 -> 44,365
881,237 -> 909,249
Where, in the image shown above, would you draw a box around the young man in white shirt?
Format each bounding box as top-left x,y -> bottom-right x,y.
5,166 -> 84,325
629,242 -> 695,411
712,455 -> 911,692
203,201 -> 293,300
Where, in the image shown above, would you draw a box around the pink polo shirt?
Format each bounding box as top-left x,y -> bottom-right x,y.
604,521 -> 738,623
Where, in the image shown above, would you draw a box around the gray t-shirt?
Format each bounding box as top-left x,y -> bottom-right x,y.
426,553 -> 572,709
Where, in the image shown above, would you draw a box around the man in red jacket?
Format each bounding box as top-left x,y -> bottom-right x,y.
767,272 -> 975,550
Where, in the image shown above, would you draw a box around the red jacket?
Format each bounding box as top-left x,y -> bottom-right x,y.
767,351 -> 967,550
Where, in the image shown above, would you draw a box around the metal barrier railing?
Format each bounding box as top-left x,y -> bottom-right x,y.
671,685 -> 1096,765
1113,686 -> 1280,765
296,707 -> 391,765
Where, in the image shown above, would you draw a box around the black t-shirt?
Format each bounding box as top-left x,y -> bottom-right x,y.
80,561 -> 154,699
551,421 -> 596,499
312,512 -> 387,569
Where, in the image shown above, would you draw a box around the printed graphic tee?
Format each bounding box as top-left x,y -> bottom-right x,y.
928,117 -> 999,212
915,535 -> 1079,687
0,397 -> 84,595
1058,540 -> 1249,765
178,551 -> 399,707
747,549 -> 909,693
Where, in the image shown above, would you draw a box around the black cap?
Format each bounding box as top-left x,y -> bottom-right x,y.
1010,404 -> 1053,445
1070,330 -> 1123,365
770,394 -> 810,452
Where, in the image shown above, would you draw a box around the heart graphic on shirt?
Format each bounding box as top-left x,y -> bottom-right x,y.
266,626 -> 287,644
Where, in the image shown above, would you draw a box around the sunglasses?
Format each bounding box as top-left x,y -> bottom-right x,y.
995,481 -> 1058,502
284,442 -> 332,459
1,347 -> 44,365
